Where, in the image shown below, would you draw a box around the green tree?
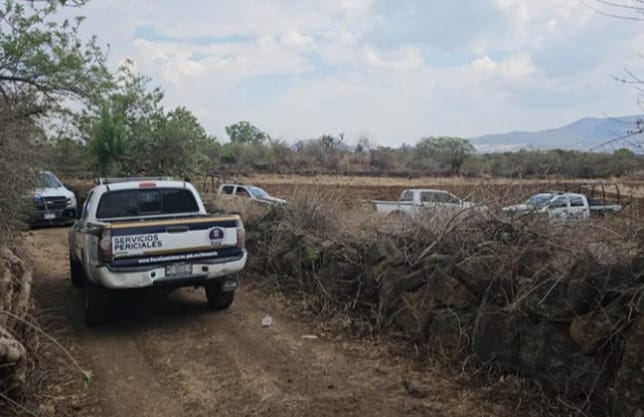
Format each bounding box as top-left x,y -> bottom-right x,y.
89,106 -> 125,175
225,121 -> 268,144
84,63 -> 219,177
609,148 -> 638,176
82,61 -> 165,174
151,106 -> 216,176
0,0 -> 111,240
0,0 -> 111,113
416,136 -> 475,174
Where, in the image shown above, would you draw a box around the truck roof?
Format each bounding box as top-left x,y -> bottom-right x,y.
220,183 -> 262,188
403,189 -> 451,193
91,179 -> 193,193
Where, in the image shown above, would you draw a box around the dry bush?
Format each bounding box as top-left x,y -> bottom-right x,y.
0,107 -> 39,246
0,105 -> 44,412
248,187 -> 644,416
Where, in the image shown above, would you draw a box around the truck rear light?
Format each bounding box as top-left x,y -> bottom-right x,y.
98,229 -> 113,262
139,182 -> 156,188
235,218 -> 246,248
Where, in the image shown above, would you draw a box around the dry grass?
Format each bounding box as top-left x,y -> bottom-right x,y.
209,174 -> 644,221
234,173 -> 644,191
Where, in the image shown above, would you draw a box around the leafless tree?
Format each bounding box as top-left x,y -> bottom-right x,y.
588,1 -> 644,152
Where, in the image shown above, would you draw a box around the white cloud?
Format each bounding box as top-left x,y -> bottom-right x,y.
68,0 -> 644,145
363,45 -> 424,70
471,54 -> 536,80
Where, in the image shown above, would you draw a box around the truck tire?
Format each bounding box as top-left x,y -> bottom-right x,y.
69,254 -> 85,289
84,281 -> 109,325
205,282 -> 235,310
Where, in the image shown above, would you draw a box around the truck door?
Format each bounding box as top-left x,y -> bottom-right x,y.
443,193 -> 463,210
420,191 -> 438,208
569,195 -> 587,220
235,186 -> 251,199
547,196 -> 570,221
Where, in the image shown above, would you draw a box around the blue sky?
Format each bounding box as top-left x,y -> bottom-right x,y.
74,0 -> 644,146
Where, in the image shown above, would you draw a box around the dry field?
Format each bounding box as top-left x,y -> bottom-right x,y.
199,174 -> 644,219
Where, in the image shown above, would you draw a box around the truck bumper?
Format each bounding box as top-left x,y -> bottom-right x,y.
29,207 -> 77,225
92,250 -> 248,289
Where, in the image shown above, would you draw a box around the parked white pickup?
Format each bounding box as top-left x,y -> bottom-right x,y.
217,183 -> 286,206
533,193 -> 622,222
372,189 -> 484,216
69,177 -> 247,325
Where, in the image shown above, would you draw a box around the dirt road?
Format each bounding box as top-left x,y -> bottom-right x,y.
24,227 -> 519,417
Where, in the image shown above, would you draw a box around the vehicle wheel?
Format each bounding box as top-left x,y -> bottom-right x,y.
69,254 -> 85,289
205,282 -> 235,310
84,281 -> 109,325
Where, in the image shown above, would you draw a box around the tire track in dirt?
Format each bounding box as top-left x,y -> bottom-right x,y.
25,227 -> 514,417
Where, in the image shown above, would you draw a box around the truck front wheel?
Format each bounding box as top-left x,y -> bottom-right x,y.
84,281 -> 109,325
205,281 -> 235,310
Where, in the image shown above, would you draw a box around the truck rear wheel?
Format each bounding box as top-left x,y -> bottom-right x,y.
84,281 -> 109,325
69,254 -> 85,289
205,281 -> 235,310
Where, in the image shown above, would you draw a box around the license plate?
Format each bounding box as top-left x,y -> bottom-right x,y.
165,263 -> 192,277
44,213 -> 56,220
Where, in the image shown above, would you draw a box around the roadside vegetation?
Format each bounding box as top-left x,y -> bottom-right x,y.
246,189 -> 644,417
43,122 -> 644,180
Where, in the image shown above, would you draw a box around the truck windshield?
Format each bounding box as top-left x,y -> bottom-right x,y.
526,194 -> 552,207
547,196 -> 569,209
248,186 -> 269,198
39,172 -> 62,188
96,188 -> 199,219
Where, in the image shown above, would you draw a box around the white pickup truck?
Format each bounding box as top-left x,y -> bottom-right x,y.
68,178 -> 247,325
30,171 -> 78,225
534,192 -> 623,222
217,183 -> 286,206
372,189 -> 483,216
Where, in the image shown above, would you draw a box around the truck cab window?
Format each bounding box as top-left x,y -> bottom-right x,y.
432,193 -> 459,204
138,190 -> 162,214
97,189 -> 198,219
236,187 -> 250,198
450,195 -> 461,204
548,197 -> 568,209
420,192 -> 438,203
222,186 -> 234,195
401,191 -> 414,202
442,194 -> 461,204
570,197 -> 585,207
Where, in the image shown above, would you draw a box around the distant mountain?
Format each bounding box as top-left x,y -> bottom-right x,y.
470,115 -> 644,152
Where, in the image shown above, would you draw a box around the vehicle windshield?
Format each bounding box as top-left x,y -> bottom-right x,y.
547,196 -> 569,209
526,194 -> 553,207
248,186 -> 269,198
39,172 -> 63,188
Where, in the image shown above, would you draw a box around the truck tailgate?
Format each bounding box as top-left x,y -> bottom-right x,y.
108,216 -> 241,267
